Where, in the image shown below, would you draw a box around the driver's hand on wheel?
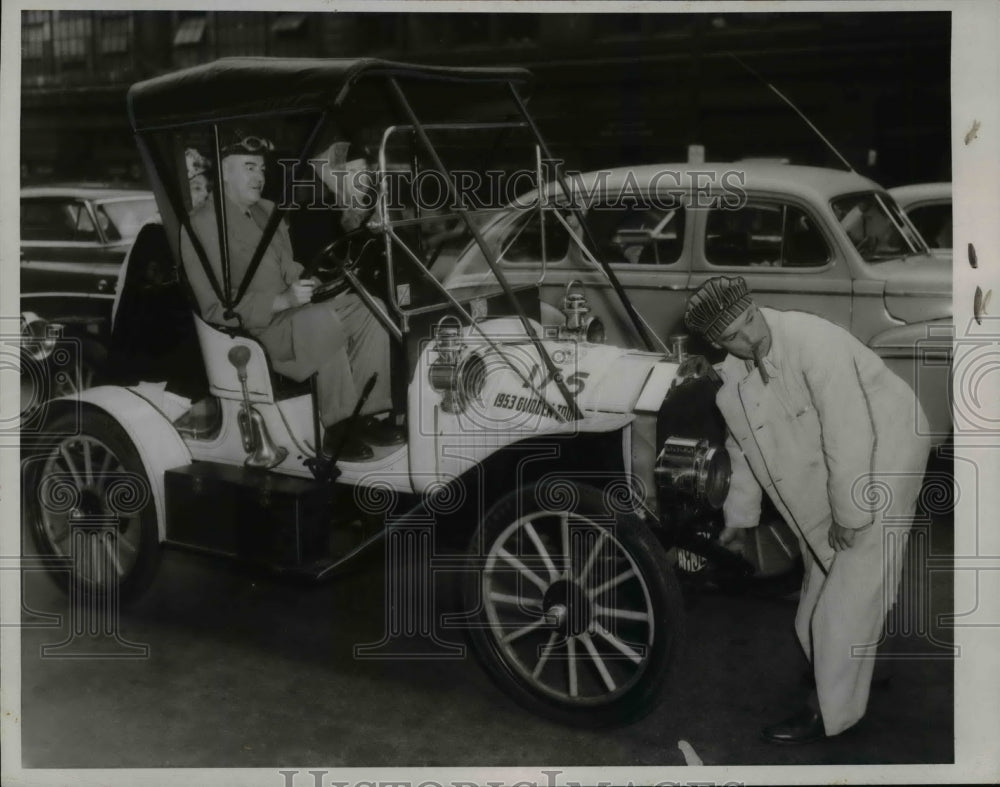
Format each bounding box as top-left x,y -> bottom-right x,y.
274,278 -> 318,312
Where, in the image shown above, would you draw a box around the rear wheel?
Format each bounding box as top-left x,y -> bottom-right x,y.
24,409 -> 161,601
463,481 -> 684,728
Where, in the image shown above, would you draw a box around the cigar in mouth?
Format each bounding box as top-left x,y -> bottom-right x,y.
753,343 -> 769,385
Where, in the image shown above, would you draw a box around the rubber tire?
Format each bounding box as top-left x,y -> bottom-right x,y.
463,481 -> 685,728
24,409 -> 162,602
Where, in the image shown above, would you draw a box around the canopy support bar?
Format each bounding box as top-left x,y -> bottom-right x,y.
386,76 -> 582,421
507,83 -> 658,353
136,132 -> 225,305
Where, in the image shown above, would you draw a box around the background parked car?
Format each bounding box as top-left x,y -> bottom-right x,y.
447,162 -> 952,441
19,184 -> 159,389
888,182 -> 952,258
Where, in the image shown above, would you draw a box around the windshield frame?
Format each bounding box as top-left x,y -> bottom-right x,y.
375,120 -> 552,316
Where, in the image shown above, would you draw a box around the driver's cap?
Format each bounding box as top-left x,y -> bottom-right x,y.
220,127 -> 274,158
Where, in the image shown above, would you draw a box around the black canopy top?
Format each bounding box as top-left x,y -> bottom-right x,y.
127,57 -> 533,131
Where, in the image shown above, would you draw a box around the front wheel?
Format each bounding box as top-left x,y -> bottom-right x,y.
463,481 -> 685,728
24,409 -> 161,601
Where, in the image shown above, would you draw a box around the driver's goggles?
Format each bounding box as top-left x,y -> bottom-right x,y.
221,135 -> 275,155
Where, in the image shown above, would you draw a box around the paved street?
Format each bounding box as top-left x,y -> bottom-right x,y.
17,510 -> 953,769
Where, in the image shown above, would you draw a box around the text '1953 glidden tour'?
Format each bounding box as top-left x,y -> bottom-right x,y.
23,58 -> 813,728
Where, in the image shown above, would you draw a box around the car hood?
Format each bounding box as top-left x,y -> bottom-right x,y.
870,254 -> 952,324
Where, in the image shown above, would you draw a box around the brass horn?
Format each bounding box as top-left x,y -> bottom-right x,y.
227,345 -> 288,469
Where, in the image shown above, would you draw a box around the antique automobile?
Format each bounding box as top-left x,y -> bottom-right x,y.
23,58 -> 800,729
889,181 -> 953,258
452,163 -> 954,443
19,184 -> 159,390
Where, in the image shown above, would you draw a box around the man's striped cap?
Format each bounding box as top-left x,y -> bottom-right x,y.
684,275 -> 754,342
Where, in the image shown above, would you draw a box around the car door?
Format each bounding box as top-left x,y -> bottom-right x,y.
20,197 -> 122,320
687,194 -> 853,335
532,197 -> 692,350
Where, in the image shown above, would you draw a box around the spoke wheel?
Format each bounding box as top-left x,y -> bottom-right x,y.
25,410 -> 161,600
464,482 -> 684,727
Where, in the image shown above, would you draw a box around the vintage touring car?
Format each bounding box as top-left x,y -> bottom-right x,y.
23,58 -> 801,728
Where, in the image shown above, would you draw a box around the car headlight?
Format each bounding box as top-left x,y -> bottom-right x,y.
558,281 -> 604,343
585,316 -> 605,344
20,312 -> 61,363
654,436 -> 731,510
428,316 -> 486,414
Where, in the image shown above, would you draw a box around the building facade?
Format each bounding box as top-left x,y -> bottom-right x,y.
20,10 -> 950,186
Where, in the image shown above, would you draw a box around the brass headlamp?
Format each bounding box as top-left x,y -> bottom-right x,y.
428,316 -> 485,414
559,280 -> 605,343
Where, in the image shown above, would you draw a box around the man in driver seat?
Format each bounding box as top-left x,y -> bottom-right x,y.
180,128 -> 403,461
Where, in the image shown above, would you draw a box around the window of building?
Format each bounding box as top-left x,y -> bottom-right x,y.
705,201 -> 829,268
53,11 -> 92,67
22,13 -> 52,60
173,14 -> 206,47
271,12 -> 307,35
173,13 -> 207,69
215,12 -> 268,57
99,12 -> 132,55
270,12 -> 313,56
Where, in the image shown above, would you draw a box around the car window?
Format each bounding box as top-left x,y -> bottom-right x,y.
70,202 -> 100,241
831,192 -> 924,262
99,198 -> 160,243
906,203 -> 952,249
21,198 -> 79,242
587,203 -> 686,266
704,201 -> 829,268
498,208 -> 571,264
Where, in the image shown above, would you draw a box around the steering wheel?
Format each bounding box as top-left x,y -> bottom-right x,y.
301,225 -> 384,301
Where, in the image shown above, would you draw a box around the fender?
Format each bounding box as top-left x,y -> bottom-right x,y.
45,386 -> 192,541
403,421 -> 637,541
869,318 -> 953,361
869,319 -> 953,441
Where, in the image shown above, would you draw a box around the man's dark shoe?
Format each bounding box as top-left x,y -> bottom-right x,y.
361,415 -> 406,446
323,421 -> 373,462
761,707 -> 826,745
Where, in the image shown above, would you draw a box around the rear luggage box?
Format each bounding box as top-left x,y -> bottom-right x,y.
165,462 -> 330,567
